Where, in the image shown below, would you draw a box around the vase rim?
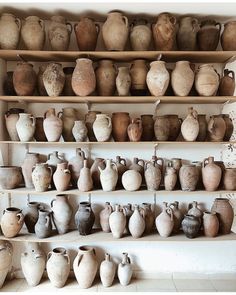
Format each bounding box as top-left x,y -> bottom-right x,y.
5,207 -> 21,212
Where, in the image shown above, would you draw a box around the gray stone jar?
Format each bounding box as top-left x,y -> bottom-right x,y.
34,209 -> 53,239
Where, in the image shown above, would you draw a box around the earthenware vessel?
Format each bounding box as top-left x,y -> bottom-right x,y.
179,164 -> 199,191
182,214 -> 201,238
3,72 -> 16,96
99,159 -> 118,191
72,120 -> 88,142
34,209 -> 52,239
122,170 -> 142,191
181,107 -> 199,141
0,13 -> 21,49
195,64 -> 220,96
43,108 -> 63,142
112,112 -> 130,142
222,114 -> 234,141
128,205 -> 145,238
145,157 -> 162,191
16,113 -> 35,142
116,156 -> 127,187
77,159 -> 93,192
96,60 -> 116,96
0,166 -> 23,189
197,114 -> 207,141
100,253 -> 116,287
155,202 -> 174,237
93,114 -> 112,142
202,156 -> 222,191
43,63 -> 65,97
75,202 -> 95,235
5,108 -> 24,141
142,203 -> 155,234
203,211 -> 219,237
116,67 -> 131,96
221,21 -> 236,50
118,253 -> 132,286
130,59 -> 148,95
154,116 -> 170,141
23,202 -> 40,233
1,207 -> 24,238
141,114 -> 154,141
188,201 -> 203,223
58,107 -> 77,142
223,168 -> 236,190
197,20 -> 221,51
21,152 -> 40,189
130,19 -> 151,51
169,201 -> 183,234
165,114 -> 182,141
100,202 -> 113,232
0,241 -> 12,288
177,16 -> 200,50
109,204 -> 126,238
34,117 -> 47,141
123,203 -> 133,234
208,115 -> 226,142
91,158 -> 105,188
46,151 -> 64,174
85,111 -> 101,141
164,166 -> 177,191
68,148 -> 86,186
37,65 -> 48,96
127,118 -> 142,142
32,163 -> 52,192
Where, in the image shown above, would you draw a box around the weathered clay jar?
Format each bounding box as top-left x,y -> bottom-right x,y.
192,161 -> 203,189
118,253 -> 132,286
215,161 -> 225,189
37,65 -> 48,96
129,157 -> 145,182
46,151 -> 64,174
21,16 -> 45,50
48,15 -> 72,50
207,115 -> 226,142
72,120 -> 88,142
59,107 -> 77,142
68,148 -> 86,186
127,118 -> 143,142
155,202 -> 174,237
116,67 -> 131,96
141,114 -> 154,141
128,205 -> 145,238
74,17 -> 99,51
99,159 -> 118,191
78,159 -> 93,192
116,156 -> 127,187
72,58 -> 96,96
21,243 -> 46,287
100,202 -> 113,232
165,114 -> 182,141
5,108 -> 24,141
203,211 -> 219,237
181,107 -> 199,142
177,16 -> 200,50
123,203 -> 133,234
16,113 -> 35,142
130,19 -> 151,51
202,156 -> 222,191
142,203 -> 155,234
102,12 -> 129,51
154,116 -> 170,141
75,202 -> 95,235
34,117 -> 47,141
0,13 -> 21,49
35,209 -> 52,238
43,63 -> 65,97
221,21 -> 236,50
47,247 -> 70,288
3,72 -> 16,95
63,67 -> 75,96
188,201 -> 203,223
169,201 -> 183,234
0,241 -> 12,288
1,207 -> 24,238
100,253 -> 116,287
53,162 -> 71,191
171,61 -> 194,96
219,70 -> 235,96
152,13 -> 177,51
73,246 -> 98,289
96,60 -> 116,96
109,204 -> 126,238
51,194 -> 72,234
122,170 -> 142,191
130,59 -> 148,95
223,114 -> 234,141
211,198 -> 234,234
93,114 -> 112,142
146,61 -> 170,96
85,111 -> 101,141
197,114 -> 207,141
197,20 -> 221,51
164,166 -> 177,191
195,64 -> 220,96
179,164 -> 199,191
112,112 -> 130,142
145,158 -> 162,191
43,108 -> 63,142
0,166 -> 23,189
21,152 -> 40,189
223,168 -> 236,190
23,201 -> 40,233
32,163 -> 52,192
182,214 -> 201,238
91,158 -> 105,188
13,62 -> 37,96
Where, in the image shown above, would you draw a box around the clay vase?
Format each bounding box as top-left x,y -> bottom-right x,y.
63,67 -> 75,96
197,114 -> 207,141
3,71 -> 16,95
219,70 -> 235,96
152,13 -> 177,51
0,166 -> 23,189
207,115 -> 226,142
154,116 -> 170,141
116,67 -> 131,96
155,202 -> 174,237
74,17 -> 99,51
122,170 -> 142,191
34,117 -> 47,141
109,204 -> 126,238
141,114 -> 154,141
215,161 -> 225,189
169,201 -> 183,234
165,115 -> 182,141
0,13 -> 21,49
91,158 -> 105,188
127,118 -> 142,142
72,120 -> 88,142
197,20 -> 221,51
16,113 -> 36,142
116,156 -> 127,187
78,159 -> 93,192
23,201 -> 40,233
59,107 -> 77,142
129,157 -> 145,181
130,59 -> 148,95
177,16 -> 200,50
164,166 -> 177,191
171,61 -> 194,96
73,246 -> 98,289
118,253 -> 132,286
102,12 -> 129,51
195,64 -> 220,96
51,194 -> 72,234
142,203 -> 155,234
146,61 -> 170,96
21,16 -> 45,50
221,21 -> 236,50
192,161 -> 203,189
123,203 -> 133,234
202,156 -> 222,191
43,63 -> 65,97
43,108 -> 63,142
68,148 -> 86,186
96,60 -> 116,96
21,152 -> 40,189
181,107 -> 199,142
130,19 -> 151,51
1,207 -> 24,238
211,198 -> 234,234
85,111 -> 101,141
100,202 -> 113,232
223,114 -> 234,141
188,201 -> 203,223
179,164 -> 199,191
93,114 -> 112,142
46,151 -> 64,174
223,168 -> 236,190
100,253 -> 116,287
128,205 -> 145,238
48,15 -> 72,50
13,62 -> 37,96
99,159 -> 118,191
182,214 -> 201,239
0,241 -> 13,288
35,209 -> 52,238
72,58 -> 96,96
75,202 -> 95,235
112,112 -> 130,142
32,163 -> 52,192
37,65 -> 48,96
21,243 -> 46,287
203,211 -> 219,237
53,162 -> 71,191
5,108 -> 24,141
145,158 -> 162,191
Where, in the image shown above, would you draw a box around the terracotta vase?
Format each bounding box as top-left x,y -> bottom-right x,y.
75,202 -> 95,235
116,156 -> 127,187
0,13 -> 21,49
13,62 -> 37,96
182,214 -> 201,239
181,107 -> 199,142
0,166 -> 23,189
37,65 -> 48,96
96,60 -> 116,96
23,201 -> 40,233
152,13 -> 177,50
46,151 -> 64,173
72,120 -> 88,142
16,113 -> 35,142
21,16 -> 45,50
146,61 -> 170,96
43,63 -> 65,97
127,118 -> 142,142
99,159 -> 118,191
43,108 -> 63,142
197,114 -> 207,141
123,203 -> 133,234
221,21 -> 236,50
130,59 -> 148,95
93,114 -> 112,142
215,161 -> 226,189
219,70 -> 235,96
203,211 -> 219,237
5,108 -> 24,141
223,114 -> 234,141
165,115 -> 182,141
154,116 -> 170,141
48,15 -> 72,50
34,117 -> 47,141
21,152 -> 40,189
118,253 -> 132,286
74,17 -> 99,51
195,64 -> 220,96
53,162 -> 71,191
85,111 -> 101,141
32,163 -> 52,192
112,112 -> 130,142
116,67 -> 131,96
128,205 -> 145,238
223,168 -> 236,190
122,170 -> 142,191
208,115 -> 226,142
188,201 -> 203,223
77,159 -> 93,192
3,71 -> 16,95
35,209 -> 52,238
145,158 -> 162,191
164,166 -> 177,191
141,114 -> 154,141
177,16 -> 200,50
63,67 -> 75,96
197,20 -> 221,51
0,241 -> 13,288
100,253 -> 116,287
68,148 -> 86,186
91,158 -> 105,188
100,202 -> 113,232
142,203 -> 155,234
169,201 -> 183,234
130,19 -> 151,51
155,202 -> 174,237
72,58 -> 96,96
109,204 -> 126,238
1,207 -> 24,238
102,12 -> 129,51
59,107 -> 77,142
179,164 -> 199,191
202,156 -> 222,191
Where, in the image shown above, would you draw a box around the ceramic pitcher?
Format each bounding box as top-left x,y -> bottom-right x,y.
99,159 -> 118,191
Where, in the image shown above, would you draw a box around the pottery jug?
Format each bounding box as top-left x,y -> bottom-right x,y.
46,151 -> 64,174
77,159 -> 93,192
165,114 -> 182,141
116,67 -> 131,96
68,148 -> 86,186
1,207 -> 24,238
63,67 -> 75,96
21,243 -> 46,287
197,114 -> 207,141
102,12 -> 129,51
208,115 -> 226,142
197,20 -> 221,51
0,240 -> 12,289
141,114 -> 154,141
0,166 -> 23,189
100,253 -> 116,287
223,168 -> 236,190
72,58 -> 96,96
51,194 -> 72,234
53,162 -> 71,191
35,209 -> 52,238
203,211 -> 219,237
188,201 -> 203,223
37,65 -> 48,96
21,16 -> 45,50
145,157 -> 162,191
32,163 -> 52,192
16,113 -> 35,142
93,114 -> 112,142
85,111 -> 101,141
215,161 -> 225,189
73,246 -> 98,289
179,164 -> 199,191
164,166 -> 177,191
99,159 -> 118,191
152,13 -> 177,51
123,203 -> 133,234
91,158 -> 105,188
75,202 -> 95,235
177,16 -> 200,50
59,107 -> 77,142
182,214 -> 201,238
142,203 -> 155,234
116,156 -> 127,187
122,170 -> 142,191
127,118 -> 142,142
43,63 -> 65,97
34,117 -> 47,141
128,205 -> 145,238
219,70 -> 235,96
109,204 -> 126,238
130,19 -> 151,51
13,62 -> 37,96
181,107 -> 199,141
100,202 -> 113,232
129,157 -> 145,180
74,17 -> 99,51
195,64 -> 220,96
130,59 -> 148,96
118,253 -> 132,286
96,60 -> 116,96
191,161 -> 203,189
169,201 -> 183,234
154,116 -> 170,141
21,152 -> 40,189
155,202 -> 174,237
202,157 -> 222,191
72,120 -> 88,142
112,112 -> 130,142
0,13 -> 21,49
43,108 -> 63,142
221,21 -> 236,50
46,247 -> 70,288
3,71 -> 16,96
5,108 -> 25,141
48,15 -> 72,50
223,114 -> 234,141
23,201 -> 40,233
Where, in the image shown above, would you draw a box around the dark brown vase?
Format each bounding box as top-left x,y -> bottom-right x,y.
221,21 -> 236,51
197,20 -> 221,51
219,69 -> 235,96
197,114 -> 207,141
165,114 -> 182,141
223,168 -> 236,190
112,112 -> 130,142
63,67 -> 75,96
74,201 -> 95,235
214,160 -> 225,189
222,114 -> 234,141
130,59 -> 148,96
34,117 -> 47,141
182,214 -> 201,239
141,115 -> 154,141
3,71 -> 16,95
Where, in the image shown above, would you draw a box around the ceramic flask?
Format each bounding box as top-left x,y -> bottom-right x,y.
109,204 -> 126,239
99,253 -> 116,287
118,253 -> 132,286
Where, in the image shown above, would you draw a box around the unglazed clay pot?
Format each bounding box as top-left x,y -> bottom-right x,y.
116,156 -> 127,187
99,159 -> 118,191
34,117 -> 47,141
43,108 -> 63,142
109,204 -> 126,238
46,151 -> 64,174
116,67 -> 131,96
93,114 -> 112,142
169,201 -> 183,234
197,20 -> 221,51
53,162 -> 71,191
129,157 -> 145,180
68,148 -> 86,186
21,152 -> 40,189
202,156 -> 222,191
195,64 -> 220,96
91,158 -> 105,188
102,12 -> 129,51
0,240 -> 12,289
72,58 -> 96,96
0,13 -> 21,49
0,166 -> 23,189
142,203 -> 155,234
37,65 -> 48,96
23,201 -> 40,233
165,114 -> 182,141
177,16 -> 200,50
127,118 -> 142,142
100,253 -> 116,287
141,114 -> 154,141
35,209 -> 52,238
16,113 -> 35,142
130,59 -> 148,96
43,63 -> 65,97
179,164 -> 199,191
188,201 -> 203,223
100,202 -> 113,232
128,204 -> 145,238
221,21 -> 236,50
1,207 -> 24,238
182,214 -> 201,239
155,202 -> 174,237
118,253 -> 132,286
63,67 -> 75,96
164,166 -> 177,191
5,108 -> 24,141
208,115 -> 226,142
123,203 -> 133,234
130,19 -> 151,51
85,111 -> 101,141
59,107 -> 77,142
154,116 -> 170,141
181,107 -> 199,141
219,70 -> 235,96
122,170 -> 142,191
3,71 -> 16,96
96,60 -> 116,96
77,159 -> 93,192
203,211 -> 219,237
32,163 -> 52,192
75,202 -> 95,235
112,112 -> 130,142
74,17 -> 99,51
197,114 -> 207,141
223,168 -> 236,190
72,120 -> 88,142
144,157 -> 162,191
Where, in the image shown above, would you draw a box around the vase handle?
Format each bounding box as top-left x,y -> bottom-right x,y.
31,116 -> 36,127
215,22 -> 222,32
51,198 -> 56,208
17,212 -> 24,224
138,159 -> 145,167
66,22 -> 72,34
47,251 -> 53,261
64,253 -> 70,264
105,115 -> 112,129
95,23 -> 100,34
122,16 -> 129,28
120,157 -> 126,165
39,19 -> 45,31
15,17 -> 21,30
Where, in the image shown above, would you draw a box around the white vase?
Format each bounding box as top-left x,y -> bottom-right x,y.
99,159 -> 118,191
109,204 -> 126,239
0,241 -> 13,289
181,107 -> 199,141
93,114 -> 112,142
121,170 -> 142,191
99,253 -> 116,287
16,113 -> 35,142
72,120 -> 88,142
128,205 -> 145,238
118,253 -> 132,286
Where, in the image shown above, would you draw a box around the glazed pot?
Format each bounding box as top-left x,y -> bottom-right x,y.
93,114 -> 112,142
127,118 -> 143,142
128,205 -> 145,238
0,166 -> 23,189
96,60 -> 116,96
164,166 -> 177,191
99,202 -> 113,232
34,117 -> 47,141
221,21 -> 236,50
116,156 -> 127,187
23,201 -> 40,233
154,116 -> 170,141
32,163 -> 52,192
77,159 -> 93,192
130,19 -> 151,51
169,201 -> 183,234
37,65 -> 48,96
3,71 -> 16,95
177,16 -> 200,50
155,202 -> 174,237
59,107 -> 77,142
85,111 -> 101,141
223,168 -> 236,190
1,207 -> 24,238
122,170 -> 142,191
0,241 -> 13,289
197,20 -> 221,51
43,63 -> 65,97
53,162 -> 71,191
21,152 -> 40,189
165,114 -> 182,141
141,114 -> 154,141
112,112 -> 130,142
197,114 -> 207,141
43,108 -> 63,142
179,164 -> 199,191
116,67 -> 131,96
68,148 -> 86,186
144,157 -> 162,191
118,253 -> 132,286
195,64 -> 220,96
35,209 -> 52,238
219,70 -> 235,96
208,115 -> 226,142
75,202 -> 95,235
109,204 -> 126,238
0,13 -> 21,49
100,253 -> 116,287
202,156 -> 222,191
142,203 -> 155,234
181,107 -> 199,142
5,108 -> 24,141
203,211 -> 219,237
182,214 -> 201,238
99,159 -> 118,191
63,67 -> 75,96
16,113 -> 35,142
130,59 -> 148,96
90,158 -> 105,188
72,120 -> 88,142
